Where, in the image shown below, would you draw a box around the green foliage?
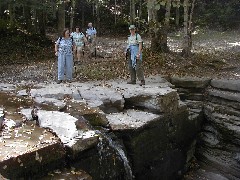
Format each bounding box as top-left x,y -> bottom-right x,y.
194,0 -> 240,29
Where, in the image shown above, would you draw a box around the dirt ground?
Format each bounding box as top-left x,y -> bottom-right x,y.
0,30 -> 240,84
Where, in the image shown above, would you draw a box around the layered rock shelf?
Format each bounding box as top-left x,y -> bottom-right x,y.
170,77 -> 240,179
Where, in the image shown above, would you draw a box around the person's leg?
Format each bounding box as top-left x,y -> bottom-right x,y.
91,36 -> 97,57
65,54 -> 73,81
57,54 -> 65,82
128,52 -> 136,84
136,59 -> 145,85
76,46 -> 81,61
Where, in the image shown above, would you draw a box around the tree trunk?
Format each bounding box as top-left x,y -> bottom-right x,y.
147,0 -> 157,22
148,0 -> 170,53
130,0 -> 136,24
33,8 -> 38,34
182,0 -> 195,57
58,1 -> 65,36
96,2 -> 100,34
70,0 -> 76,33
175,0 -> 180,28
81,1 -> 85,29
114,0 -> 117,25
92,2 -> 95,25
38,1 -> 46,36
138,0 -> 142,28
8,3 -> 15,28
23,5 -> 33,33
160,0 -> 172,52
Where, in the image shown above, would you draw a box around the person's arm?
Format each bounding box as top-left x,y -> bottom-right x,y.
137,34 -> 143,57
72,41 -> 76,51
86,29 -> 89,38
54,39 -> 59,56
125,37 -> 130,54
54,44 -> 58,56
138,43 -> 142,55
55,44 -> 58,52
94,28 -> 97,38
83,36 -> 88,43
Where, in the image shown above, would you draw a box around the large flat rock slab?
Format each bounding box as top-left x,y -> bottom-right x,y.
107,81 -> 180,113
207,88 -> 240,110
29,82 -> 124,113
21,109 -> 99,158
0,122 -> 65,179
106,109 -> 161,131
211,79 -> 240,92
170,76 -> 211,88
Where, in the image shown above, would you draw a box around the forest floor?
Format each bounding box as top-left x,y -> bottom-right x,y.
0,29 -> 240,84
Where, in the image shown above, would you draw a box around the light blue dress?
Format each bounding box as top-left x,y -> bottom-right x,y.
55,37 -> 74,81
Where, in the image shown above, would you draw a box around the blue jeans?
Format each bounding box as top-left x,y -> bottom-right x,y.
58,53 -> 73,80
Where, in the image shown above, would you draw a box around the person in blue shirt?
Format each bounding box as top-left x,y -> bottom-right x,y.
86,22 -> 97,57
86,22 -> 97,43
55,28 -> 76,84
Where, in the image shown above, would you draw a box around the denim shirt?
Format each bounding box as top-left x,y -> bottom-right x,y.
55,37 -> 74,55
86,27 -> 97,36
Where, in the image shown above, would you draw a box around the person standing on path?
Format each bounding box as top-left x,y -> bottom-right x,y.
55,28 -> 75,84
71,26 -> 87,63
125,25 -> 145,86
86,22 -> 97,57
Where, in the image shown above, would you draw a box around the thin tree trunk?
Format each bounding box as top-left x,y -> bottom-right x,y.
8,3 -> 15,27
114,0 -> 117,25
38,1 -> 46,36
58,1 -> 65,36
138,0 -> 142,28
165,0 -> 172,28
70,0 -> 76,33
188,0 -> 196,31
147,0 -> 157,22
33,8 -> 38,34
24,5 -> 33,33
175,0 -> 180,28
182,0 -> 189,55
182,0 -> 195,57
92,2 -> 95,25
130,0 -> 135,24
130,0 -> 132,23
160,0 -> 172,52
81,1 -> 85,29
95,2 -> 100,34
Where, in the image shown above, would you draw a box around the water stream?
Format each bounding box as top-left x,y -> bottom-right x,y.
96,130 -> 133,180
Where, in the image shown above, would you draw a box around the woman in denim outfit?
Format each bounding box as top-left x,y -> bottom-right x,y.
126,25 -> 145,86
55,29 -> 75,84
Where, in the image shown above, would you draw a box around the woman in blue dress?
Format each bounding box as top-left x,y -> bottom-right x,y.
55,28 -> 75,84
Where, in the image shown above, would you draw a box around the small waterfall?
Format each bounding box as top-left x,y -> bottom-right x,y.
96,131 -> 133,180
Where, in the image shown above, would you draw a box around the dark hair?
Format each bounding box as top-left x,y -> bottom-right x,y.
62,28 -> 69,37
75,26 -> 80,29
